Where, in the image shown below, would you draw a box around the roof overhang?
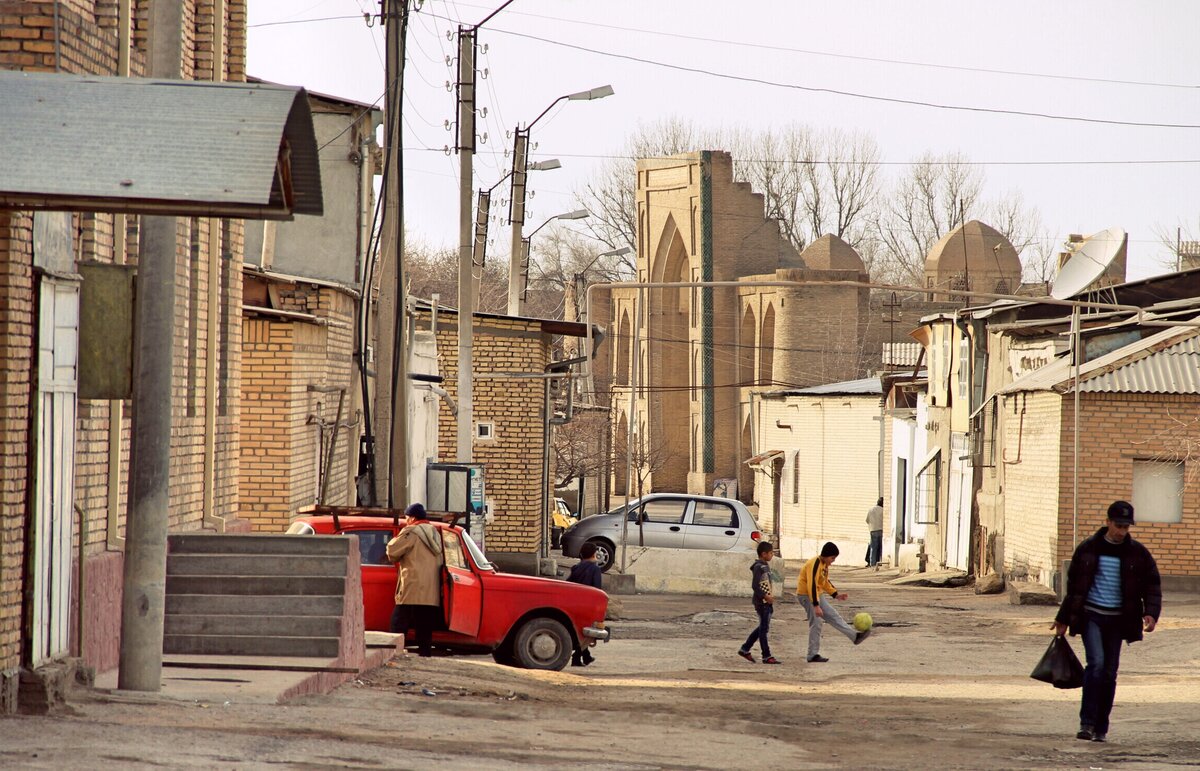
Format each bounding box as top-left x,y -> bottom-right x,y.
0,71 -> 323,220
745,450 -> 785,469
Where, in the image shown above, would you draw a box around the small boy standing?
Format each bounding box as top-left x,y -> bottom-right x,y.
796,541 -> 870,662
567,542 -> 604,666
738,541 -> 781,664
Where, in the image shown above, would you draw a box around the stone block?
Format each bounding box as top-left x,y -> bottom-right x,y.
1007,580 -> 1058,606
601,571 -> 636,595
974,572 -> 1005,595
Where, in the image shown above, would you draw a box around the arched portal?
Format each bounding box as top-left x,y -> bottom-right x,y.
740,305 -> 757,385
613,413 -> 628,496
650,217 -> 691,491
616,309 -> 631,386
740,415 -> 755,504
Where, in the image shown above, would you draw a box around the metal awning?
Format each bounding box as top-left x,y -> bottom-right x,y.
0,71 -> 322,220
744,450 -> 785,469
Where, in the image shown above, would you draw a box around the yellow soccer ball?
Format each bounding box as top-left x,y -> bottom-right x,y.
853,612 -> 873,632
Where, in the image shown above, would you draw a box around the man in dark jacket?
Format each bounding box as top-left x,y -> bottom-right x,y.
1053,500 -> 1161,743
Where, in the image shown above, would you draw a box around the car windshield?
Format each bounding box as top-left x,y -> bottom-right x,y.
461,530 -> 495,572
285,521 -> 315,535
605,498 -> 642,516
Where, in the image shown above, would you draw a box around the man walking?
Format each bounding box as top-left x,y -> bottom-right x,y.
387,503 -> 444,657
866,497 -> 884,568
1053,500 -> 1161,743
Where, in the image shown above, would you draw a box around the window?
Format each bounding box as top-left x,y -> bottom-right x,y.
1132,460 -> 1183,523
915,452 -> 940,524
475,421 -> 495,441
691,501 -> 737,528
352,530 -> 394,565
958,334 -> 969,399
440,529 -> 468,568
636,499 -> 687,524
792,451 -> 801,504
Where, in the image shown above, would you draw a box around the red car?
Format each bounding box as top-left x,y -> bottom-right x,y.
286,512 -> 610,670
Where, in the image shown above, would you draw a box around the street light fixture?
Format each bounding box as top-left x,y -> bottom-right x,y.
508,86 -> 615,314
519,210 -> 591,304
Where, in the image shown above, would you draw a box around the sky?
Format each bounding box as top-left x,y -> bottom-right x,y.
247,1 -> 1200,282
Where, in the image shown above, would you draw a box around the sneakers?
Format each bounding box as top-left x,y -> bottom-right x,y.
854,629 -> 872,645
737,649 -> 755,663
762,656 -> 781,665
807,655 -> 829,663
1076,726 -> 1095,741
1092,733 -> 1107,743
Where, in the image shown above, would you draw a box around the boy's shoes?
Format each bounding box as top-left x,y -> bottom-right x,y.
737,649 -> 755,663
1076,726 -> 1095,741
807,655 -> 829,663
854,629 -> 872,645
762,656 -> 781,664
1092,733 -> 1107,743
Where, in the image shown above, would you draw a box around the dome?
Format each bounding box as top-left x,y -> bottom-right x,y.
924,220 -> 1021,291
799,234 -> 865,272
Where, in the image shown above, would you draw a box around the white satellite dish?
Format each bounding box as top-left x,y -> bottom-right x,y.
1051,227 -> 1126,300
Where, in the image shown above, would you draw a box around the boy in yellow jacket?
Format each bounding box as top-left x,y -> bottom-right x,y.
796,541 -> 870,662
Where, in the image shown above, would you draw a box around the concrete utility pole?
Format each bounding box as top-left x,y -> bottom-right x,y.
506,128 -> 529,316
455,26 -> 477,462
384,0 -> 410,505
119,0 -> 183,693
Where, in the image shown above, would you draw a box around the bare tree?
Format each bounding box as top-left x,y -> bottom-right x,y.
872,152 -> 983,284
1151,219 -> 1200,272
552,409 -> 611,489
405,239 -> 509,314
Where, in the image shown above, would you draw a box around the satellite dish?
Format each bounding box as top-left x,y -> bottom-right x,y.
1051,227 -> 1126,299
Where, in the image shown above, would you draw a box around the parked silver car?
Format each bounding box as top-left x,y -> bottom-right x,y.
559,493 -> 763,572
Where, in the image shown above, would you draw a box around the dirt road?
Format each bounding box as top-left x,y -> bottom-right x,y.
4,566 -> 1199,769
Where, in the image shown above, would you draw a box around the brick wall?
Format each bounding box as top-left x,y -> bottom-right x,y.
415,312 -> 554,555
1059,392 -> 1200,577
1001,391 -> 1062,586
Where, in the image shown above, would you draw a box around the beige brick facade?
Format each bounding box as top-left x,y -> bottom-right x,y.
1,0 -> 247,690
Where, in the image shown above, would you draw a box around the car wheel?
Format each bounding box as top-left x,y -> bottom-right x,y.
587,538 -> 615,573
512,617 -> 572,671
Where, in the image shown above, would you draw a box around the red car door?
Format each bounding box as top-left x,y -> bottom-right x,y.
440,528 -> 482,637
343,526 -> 398,633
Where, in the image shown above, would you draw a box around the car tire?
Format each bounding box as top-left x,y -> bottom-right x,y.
512,617 -> 573,671
587,538 -> 615,573
491,639 -> 517,667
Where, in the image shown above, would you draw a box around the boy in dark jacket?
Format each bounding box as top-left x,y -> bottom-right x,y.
738,541 -> 780,664
567,542 -> 604,666
1053,500 -> 1161,743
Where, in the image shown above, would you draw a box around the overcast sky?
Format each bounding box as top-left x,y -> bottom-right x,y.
248,1 -> 1199,281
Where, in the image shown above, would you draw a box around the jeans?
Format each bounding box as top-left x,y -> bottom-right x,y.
868,530 -> 883,566
740,604 -> 773,658
799,595 -> 857,658
1080,610 -> 1124,735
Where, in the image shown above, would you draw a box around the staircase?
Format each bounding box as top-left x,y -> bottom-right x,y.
164,534 -> 358,659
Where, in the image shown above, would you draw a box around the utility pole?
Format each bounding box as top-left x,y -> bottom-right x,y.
118,0 -> 182,693
455,26 -> 477,462
376,0 -> 410,506
507,127 -> 529,316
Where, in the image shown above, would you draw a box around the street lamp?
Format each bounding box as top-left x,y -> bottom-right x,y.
472,159 -> 562,304
508,86 -> 614,314
518,209 -> 590,305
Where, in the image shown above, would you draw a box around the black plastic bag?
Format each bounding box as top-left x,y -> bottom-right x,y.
1030,635 -> 1084,689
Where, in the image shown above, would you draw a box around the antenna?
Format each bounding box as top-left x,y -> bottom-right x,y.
1050,227 -> 1126,300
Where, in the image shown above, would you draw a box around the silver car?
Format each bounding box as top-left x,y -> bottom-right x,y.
559,493 -> 763,572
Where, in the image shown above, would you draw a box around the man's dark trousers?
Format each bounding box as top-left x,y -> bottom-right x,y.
1080,610 -> 1124,735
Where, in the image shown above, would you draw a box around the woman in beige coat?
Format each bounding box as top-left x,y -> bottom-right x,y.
386,503 -> 444,656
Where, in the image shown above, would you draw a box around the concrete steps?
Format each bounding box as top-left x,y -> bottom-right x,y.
163,533 -> 354,659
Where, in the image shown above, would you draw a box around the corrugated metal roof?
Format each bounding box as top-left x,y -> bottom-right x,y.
767,376 -> 882,396
1000,325 -> 1200,395
0,71 -> 322,219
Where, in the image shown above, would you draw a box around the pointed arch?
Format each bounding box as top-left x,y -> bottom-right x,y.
740,304 -> 757,386
759,303 -> 776,386
616,308 -> 631,386
740,415 -> 755,504
613,412 -> 629,496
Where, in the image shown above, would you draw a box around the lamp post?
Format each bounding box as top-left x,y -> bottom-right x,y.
472,159 -> 561,306
518,209 -> 589,308
508,86 -> 614,315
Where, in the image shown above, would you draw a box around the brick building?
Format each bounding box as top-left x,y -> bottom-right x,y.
1,1 -> 249,711
411,303 -> 592,573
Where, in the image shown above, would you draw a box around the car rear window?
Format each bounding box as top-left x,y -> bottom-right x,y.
691,501 -> 738,528
352,530 -> 394,565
